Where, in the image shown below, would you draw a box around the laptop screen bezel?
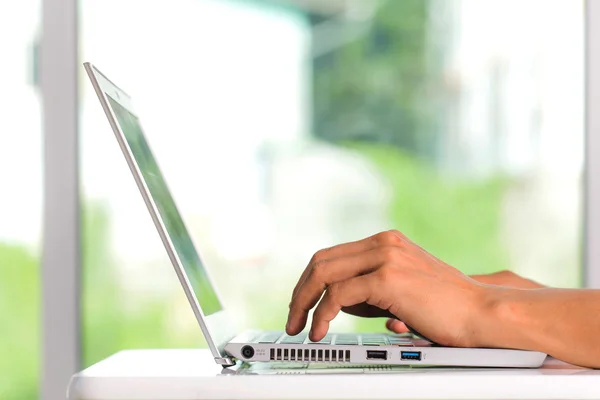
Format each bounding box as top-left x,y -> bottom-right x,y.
83,62 -> 237,365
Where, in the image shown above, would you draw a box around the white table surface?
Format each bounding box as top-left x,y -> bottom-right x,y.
67,349 -> 600,400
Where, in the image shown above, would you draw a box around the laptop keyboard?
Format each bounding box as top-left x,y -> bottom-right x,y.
278,333 -> 338,345
256,331 -> 285,344
254,331 -> 413,346
334,334 -> 359,345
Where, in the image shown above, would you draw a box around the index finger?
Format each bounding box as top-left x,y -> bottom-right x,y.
286,248 -> 393,335
291,230 -> 405,300
309,274 -> 375,341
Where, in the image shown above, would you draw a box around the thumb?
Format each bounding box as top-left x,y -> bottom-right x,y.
385,318 -> 409,334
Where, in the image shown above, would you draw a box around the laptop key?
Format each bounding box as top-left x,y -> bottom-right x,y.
280,332 -> 308,344
257,331 -> 284,344
308,334 -> 332,345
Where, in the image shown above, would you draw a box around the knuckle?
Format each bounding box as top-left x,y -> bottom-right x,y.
375,230 -> 403,246
327,283 -> 341,301
311,260 -> 328,282
310,248 -> 329,265
492,270 -> 515,282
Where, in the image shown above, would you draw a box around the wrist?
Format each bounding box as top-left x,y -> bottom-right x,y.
471,285 -> 538,350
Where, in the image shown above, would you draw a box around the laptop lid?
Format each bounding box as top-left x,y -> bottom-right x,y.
84,62 -> 236,366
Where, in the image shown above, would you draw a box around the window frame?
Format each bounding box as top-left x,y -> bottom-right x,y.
41,0 -> 80,399
585,0 -> 600,289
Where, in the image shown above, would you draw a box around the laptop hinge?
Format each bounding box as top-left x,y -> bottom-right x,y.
215,356 -> 236,367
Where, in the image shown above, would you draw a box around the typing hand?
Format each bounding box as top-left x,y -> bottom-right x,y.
286,230 -> 496,348
386,270 -> 545,334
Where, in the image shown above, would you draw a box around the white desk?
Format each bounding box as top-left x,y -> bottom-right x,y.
67,349 -> 600,400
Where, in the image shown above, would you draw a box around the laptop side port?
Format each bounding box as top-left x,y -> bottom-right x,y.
241,345 -> 255,359
400,351 -> 422,361
366,350 -> 388,360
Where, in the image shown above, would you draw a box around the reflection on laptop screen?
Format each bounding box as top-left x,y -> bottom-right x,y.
106,95 -> 222,315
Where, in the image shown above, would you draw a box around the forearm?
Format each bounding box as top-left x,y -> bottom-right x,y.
479,288 -> 600,368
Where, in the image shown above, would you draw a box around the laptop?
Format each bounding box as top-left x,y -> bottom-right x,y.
84,62 -> 547,368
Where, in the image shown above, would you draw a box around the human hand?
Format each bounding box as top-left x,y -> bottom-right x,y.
285,230 -> 497,347
386,270 -> 545,334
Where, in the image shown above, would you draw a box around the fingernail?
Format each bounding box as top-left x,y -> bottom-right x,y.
309,328 -> 313,339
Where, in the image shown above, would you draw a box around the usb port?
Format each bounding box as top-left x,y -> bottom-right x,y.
400,351 -> 422,361
366,350 -> 388,360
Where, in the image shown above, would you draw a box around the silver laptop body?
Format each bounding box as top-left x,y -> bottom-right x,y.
84,62 -> 547,368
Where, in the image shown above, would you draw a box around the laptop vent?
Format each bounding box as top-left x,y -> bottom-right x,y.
270,348 -> 350,362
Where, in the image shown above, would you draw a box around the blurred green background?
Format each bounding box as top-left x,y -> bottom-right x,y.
0,0 -> 584,398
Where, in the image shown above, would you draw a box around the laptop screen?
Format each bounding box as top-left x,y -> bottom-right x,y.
106,95 -> 223,316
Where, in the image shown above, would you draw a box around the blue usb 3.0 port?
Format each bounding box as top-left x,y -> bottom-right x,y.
400,351 -> 422,361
